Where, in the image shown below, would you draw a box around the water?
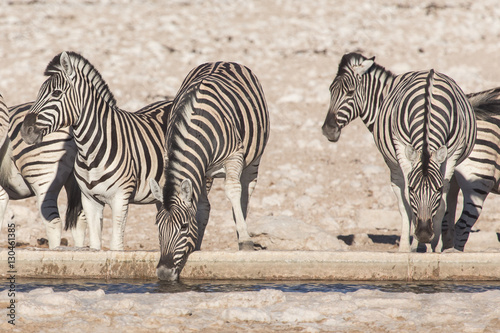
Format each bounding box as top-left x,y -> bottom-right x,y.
3,278 -> 500,294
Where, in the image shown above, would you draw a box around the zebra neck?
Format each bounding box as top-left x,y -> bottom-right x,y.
163,95 -> 208,212
361,66 -> 395,132
72,90 -> 121,157
164,170 -> 203,212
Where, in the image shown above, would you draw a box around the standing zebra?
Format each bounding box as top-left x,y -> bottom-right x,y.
21,51 -> 172,251
0,100 -> 84,248
444,87 -> 500,251
322,53 -> 476,252
150,61 -> 270,281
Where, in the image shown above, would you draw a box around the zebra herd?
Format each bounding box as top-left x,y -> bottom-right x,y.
0,51 -> 498,280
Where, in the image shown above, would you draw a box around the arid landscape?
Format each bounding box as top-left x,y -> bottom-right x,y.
1,1 -> 500,331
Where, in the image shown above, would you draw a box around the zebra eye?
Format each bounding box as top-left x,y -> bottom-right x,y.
345,89 -> 355,97
52,90 -> 63,98
180,222 -> 189,232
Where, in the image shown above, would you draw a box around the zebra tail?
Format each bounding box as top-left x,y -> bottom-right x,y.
64,175 -> 82,231
466,87 -> 500,120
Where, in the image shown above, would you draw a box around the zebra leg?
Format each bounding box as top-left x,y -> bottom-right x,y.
36,189 -> 63,249
81,194 -> 104,250
72,211 -> 87,248
430,195 -> 446,252
430,178 -> 452,252
390,171 -> 413,252
224,151 -> 253,250
195,178 -> 211,251
109,194 -> 131,251
453,179 -> 488,252
240,158 -> 261,219
442,175 -> 459,251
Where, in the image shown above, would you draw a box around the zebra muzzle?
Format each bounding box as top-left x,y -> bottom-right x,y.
156,253 -> 181,281
415,217 -> 434,243
156,265 -> 179,281
21,113 -> 43,145
321,123 -> 341,142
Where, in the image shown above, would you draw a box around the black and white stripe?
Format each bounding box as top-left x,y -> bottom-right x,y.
322,53 -> 476,252
21,51 -> 172,250
444,87 -> 500,251
1,100 -> 84,248
151,61 -> 270,281
0,95 -> 8,147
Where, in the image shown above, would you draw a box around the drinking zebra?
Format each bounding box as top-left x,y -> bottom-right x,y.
21,51 -> 172,251
150,61 -> 270,281
444,87 -> 500,251
0,100 -> 85,248
322,53 -> 476,252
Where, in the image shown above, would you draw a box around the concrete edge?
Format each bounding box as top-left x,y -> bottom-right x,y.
2,249 -> 500,281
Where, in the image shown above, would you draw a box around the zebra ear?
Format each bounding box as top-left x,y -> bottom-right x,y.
60,51 -> 75,82
354,57 -> 375,76
434,145 -> 448,164
405,145 -> 419,162
180,179 -> 193,205
149,179 -> 163,204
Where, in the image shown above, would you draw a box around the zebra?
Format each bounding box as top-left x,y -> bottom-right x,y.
149,61 -> 270,281
322,53 -> 476,252
0,99 -> 85,248
444,87 -> 500,251
21,51 -> 172,251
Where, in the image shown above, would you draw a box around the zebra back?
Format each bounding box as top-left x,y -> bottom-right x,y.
384,70 -> 475,166
163,61 -> 270,207
467,87 -> 500,120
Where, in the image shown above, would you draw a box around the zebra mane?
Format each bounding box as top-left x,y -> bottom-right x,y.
421,70 -> 435,177
467,87 -> 500,121
44,51 -> 118,108
337,52 -> 395,78
162,88 -> 198,210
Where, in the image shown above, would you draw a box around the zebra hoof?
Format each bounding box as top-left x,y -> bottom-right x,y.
239,241 -> 254,251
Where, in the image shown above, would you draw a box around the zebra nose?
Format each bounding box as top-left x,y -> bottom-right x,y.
321,123 -> 341,142
21,113 -> 42,145
156,266 -> 179,281
415,218 -> 434,243
156,253 -> 179,281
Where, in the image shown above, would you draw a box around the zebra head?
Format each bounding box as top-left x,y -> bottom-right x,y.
21,52 -> 82,145
150,178 -> 198,281
322,53 -> 375,142
406,145 -> 447,243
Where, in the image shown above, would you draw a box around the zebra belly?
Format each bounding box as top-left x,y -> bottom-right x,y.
75,168 -> 158,206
